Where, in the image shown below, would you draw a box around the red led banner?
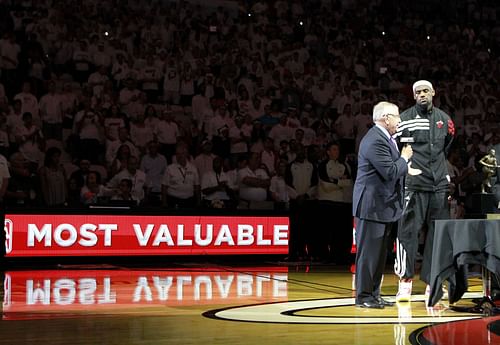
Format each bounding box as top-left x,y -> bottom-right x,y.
2,268 -> 288,319
4,214 -> 289,257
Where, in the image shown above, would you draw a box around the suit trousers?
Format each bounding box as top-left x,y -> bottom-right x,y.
355,217 -> 393,303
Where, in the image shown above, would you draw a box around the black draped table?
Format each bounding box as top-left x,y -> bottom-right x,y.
428,219 -> 500,307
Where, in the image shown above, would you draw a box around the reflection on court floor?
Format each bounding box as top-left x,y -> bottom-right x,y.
3,267 -> 288,320
0,265 -> 496,345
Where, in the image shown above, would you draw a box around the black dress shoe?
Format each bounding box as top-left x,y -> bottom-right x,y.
376,297 -> 395,306
356,300 -> 384,309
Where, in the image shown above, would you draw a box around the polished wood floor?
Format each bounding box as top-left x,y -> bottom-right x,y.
0,261 -> 495,345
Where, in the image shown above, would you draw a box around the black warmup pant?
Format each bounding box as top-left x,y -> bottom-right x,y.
394,190 -> 449,284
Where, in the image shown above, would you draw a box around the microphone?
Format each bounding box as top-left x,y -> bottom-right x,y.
399,136 -> 421,175
400,137 -> 415,144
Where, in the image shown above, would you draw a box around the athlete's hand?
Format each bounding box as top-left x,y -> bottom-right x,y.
408,162 -> 422,176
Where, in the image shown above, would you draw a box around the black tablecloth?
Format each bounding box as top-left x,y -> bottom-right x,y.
428,219 -> 500,306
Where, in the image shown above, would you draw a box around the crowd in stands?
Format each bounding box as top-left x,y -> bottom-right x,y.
0,0 -> 498,220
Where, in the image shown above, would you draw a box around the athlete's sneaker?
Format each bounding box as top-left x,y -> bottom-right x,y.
396,280 -> 412,302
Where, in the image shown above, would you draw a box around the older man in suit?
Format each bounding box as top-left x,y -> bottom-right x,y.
353,101 -> 414,309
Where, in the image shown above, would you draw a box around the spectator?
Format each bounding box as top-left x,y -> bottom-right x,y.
103,104 -> 126,144
39,146 -> 67,207
155,108 -> 180,164
201,156 -> 235,209
119,78 -> 141,117
315,141 -> 353,262
163,56 -> 180,105
285,143 -> 317,259
194,139 -> 217,179
299,117 -> 316,147
6,99 -> 24,147
191,84 -> 211,129
237,152 -> 270,209
140,140 -> 167,206
80,170 -> 108,205
109,144 -> 132,177
39,80 -> 63,140
130,110 -> 154,155
139,55 -> 162,103
209,103 -> 234,142
162,144 -> 200,209
269,115 -> 292,150
229,114 -> 250,164
144,105 -> 160,130
14,112 -> 44,170
270,159 -> 294,209
70,159 -> 92,190
72,40 -> 93,84
60,82 -> 78,138
92,42 -> 111,69
4,151 -> 37,206
74,109 -> 104,163
110,178 -> 136,204
107,155 -> 146,205
105,127 -> 139,169
14,81 -> 40,126
261,137 -> 278,176
111,52 -> 130,88
353,102 -> 373,152
334,103 -> 356,155
0,33 -> 20,98
88,65 -> 109,98
179,64 -> 195,107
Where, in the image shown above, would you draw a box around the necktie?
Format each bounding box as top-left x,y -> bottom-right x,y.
390,137 -> 399,152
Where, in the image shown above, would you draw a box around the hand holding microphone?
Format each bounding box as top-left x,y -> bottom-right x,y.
400,136 -> 422,175
400,135 -> 415,161
401,145 -> 413,161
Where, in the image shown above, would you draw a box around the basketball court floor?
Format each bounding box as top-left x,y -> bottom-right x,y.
0,261 -> 498,345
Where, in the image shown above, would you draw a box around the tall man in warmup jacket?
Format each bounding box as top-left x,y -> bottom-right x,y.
393,80 -> 455,302
353,101 -> 415,309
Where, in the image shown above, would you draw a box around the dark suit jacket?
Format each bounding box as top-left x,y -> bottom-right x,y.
353,125 -> 408,223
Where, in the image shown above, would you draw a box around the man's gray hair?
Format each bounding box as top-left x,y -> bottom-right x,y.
373,101 -> 399,121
